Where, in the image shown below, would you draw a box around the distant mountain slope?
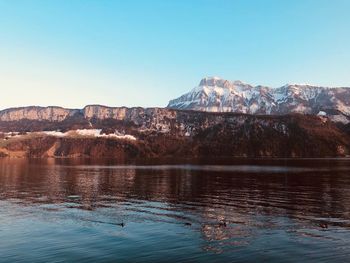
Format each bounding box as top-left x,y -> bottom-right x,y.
167,77 -> 350,123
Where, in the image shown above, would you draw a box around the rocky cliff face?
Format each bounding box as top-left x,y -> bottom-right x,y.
0,106 -> 79,122
0,105 -> 178,126
83,105 -> 128,120
167,77 -> 350,122
83,105 -> 177,125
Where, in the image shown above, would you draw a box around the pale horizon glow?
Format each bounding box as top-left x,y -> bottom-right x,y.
1,0 -> 350,110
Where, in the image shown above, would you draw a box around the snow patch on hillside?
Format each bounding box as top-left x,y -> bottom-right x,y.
44,129 -> 137,141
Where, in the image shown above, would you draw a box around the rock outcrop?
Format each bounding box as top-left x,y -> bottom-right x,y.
0,106 -> 79,122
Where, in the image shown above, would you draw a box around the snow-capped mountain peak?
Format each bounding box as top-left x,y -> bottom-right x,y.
167,77 -> 350,122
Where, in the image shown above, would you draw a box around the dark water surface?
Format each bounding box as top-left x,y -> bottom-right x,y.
0,158 -> 350,262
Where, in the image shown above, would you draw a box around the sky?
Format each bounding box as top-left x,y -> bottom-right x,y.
0,0 -> 350,110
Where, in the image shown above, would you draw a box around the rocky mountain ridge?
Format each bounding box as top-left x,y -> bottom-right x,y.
167,77 -> 350,123
1,77 -> 350,158
0,105 -> 174,123
2,77 -> 350,124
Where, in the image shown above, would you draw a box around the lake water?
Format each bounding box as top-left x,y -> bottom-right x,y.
0,158 -> 350,262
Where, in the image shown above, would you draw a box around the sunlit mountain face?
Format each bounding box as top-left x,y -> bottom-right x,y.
168,77 -> 350,124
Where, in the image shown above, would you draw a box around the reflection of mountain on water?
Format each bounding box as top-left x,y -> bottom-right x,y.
1,158 -> 350,253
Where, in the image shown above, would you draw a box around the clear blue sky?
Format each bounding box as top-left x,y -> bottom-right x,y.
0,0 -> 349,109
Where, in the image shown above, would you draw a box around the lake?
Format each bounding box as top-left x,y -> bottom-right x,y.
0,158 -> 350,262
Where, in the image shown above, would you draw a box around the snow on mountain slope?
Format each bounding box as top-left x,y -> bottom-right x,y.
168,77 -> 274,114
167,77 -> 350,120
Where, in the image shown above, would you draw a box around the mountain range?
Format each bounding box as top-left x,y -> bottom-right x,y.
167,77 -> 350,124
1,77 -> 350,158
